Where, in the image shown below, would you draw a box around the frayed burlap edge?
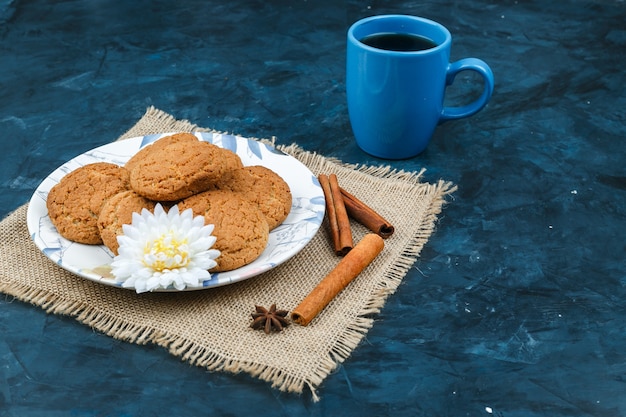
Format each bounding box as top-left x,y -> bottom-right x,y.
0,106 -> 456,401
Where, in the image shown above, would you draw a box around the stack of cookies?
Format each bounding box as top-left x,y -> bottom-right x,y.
46,133 -> 292,272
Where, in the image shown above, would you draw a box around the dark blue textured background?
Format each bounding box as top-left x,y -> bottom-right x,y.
1,1 -> 625,416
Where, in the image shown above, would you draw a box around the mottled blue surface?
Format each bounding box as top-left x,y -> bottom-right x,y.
1,0 -> 626,416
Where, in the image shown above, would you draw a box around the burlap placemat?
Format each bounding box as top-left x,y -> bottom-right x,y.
0,107 -> 456,401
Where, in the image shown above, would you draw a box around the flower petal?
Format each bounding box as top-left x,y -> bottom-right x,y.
111,201 -> 220,293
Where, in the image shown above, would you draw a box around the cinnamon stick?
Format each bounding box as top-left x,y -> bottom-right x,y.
318,174 -> 353,255
291,233 -> 384,326
340,187 -> 394,238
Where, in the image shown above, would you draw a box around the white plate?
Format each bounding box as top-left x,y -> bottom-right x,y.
27,132 -> 325,291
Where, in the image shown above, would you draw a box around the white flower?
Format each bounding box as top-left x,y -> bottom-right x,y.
111,204 -> 220,293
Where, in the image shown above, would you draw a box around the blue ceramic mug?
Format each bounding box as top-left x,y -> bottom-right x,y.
347,15 -> 494,159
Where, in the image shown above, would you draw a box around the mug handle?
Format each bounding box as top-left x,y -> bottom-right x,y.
440,58 -> 494,122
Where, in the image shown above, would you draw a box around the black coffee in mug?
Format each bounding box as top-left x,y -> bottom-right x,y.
360,32 -> 438,52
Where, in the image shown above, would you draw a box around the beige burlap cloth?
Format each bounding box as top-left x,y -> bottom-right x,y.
0,107 -> 455,401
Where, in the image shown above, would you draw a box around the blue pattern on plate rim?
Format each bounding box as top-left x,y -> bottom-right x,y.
26,132 -> 325,292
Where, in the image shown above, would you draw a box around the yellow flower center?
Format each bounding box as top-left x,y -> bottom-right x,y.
143,231 -> 190,272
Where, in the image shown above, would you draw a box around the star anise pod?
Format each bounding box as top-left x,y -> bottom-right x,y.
250,304 -> 290,334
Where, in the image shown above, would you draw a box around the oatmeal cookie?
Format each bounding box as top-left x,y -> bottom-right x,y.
211,165 -> 292,230
46,162 -> 130,244
97,190 -> 157,255
124,132 -> 198,174
128,136 -> 229,201
178,189 -> 269,272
